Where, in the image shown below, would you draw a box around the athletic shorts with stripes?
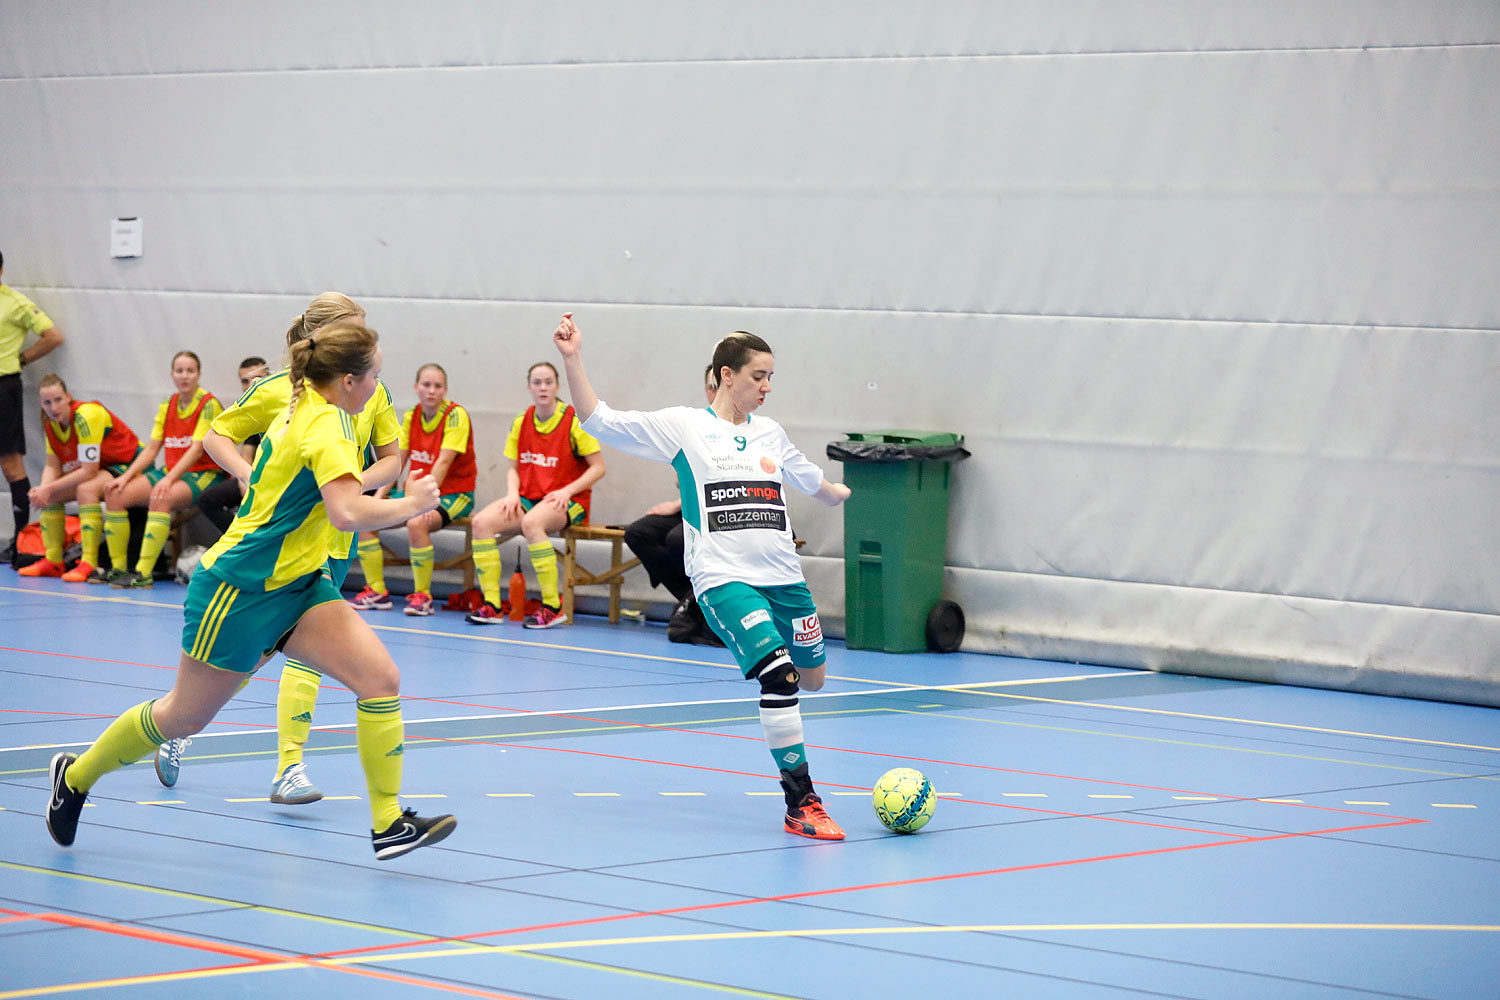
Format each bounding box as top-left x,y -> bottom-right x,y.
519,494 -> 586,526
181,564 -> 344,673
388,488 -> 474,527
697,580 -> 826,677
144,466 -> 228,502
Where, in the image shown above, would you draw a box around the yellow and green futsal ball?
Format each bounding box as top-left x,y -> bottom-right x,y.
872,767 -> 935,833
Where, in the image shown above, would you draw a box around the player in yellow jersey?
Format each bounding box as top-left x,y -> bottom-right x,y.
151,293 -> 402,806
47,322 -> 457,860
1,250 -> 67,565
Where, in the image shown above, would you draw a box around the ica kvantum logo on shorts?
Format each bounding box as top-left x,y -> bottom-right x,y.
792,614 -> 822,646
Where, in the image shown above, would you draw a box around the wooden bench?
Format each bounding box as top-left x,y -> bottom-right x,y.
377,516 -> 476,591
558,524 -> 641,624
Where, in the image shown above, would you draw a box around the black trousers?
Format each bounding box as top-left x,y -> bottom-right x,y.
623,512 -> 691,603
196,475 -> 243,535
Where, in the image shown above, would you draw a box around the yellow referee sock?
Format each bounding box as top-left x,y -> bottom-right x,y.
528,540 -> 560,608
358,537 -> 386,594
472,537 -> 501,606
40,504 -> 66,564
136,510 -> 172,575
276,660 -> 323,775
410,544 -> 434,596
104,510 -> 131,570
78,503 -> 103,566
356,696 -> 404,831
66,701 -> 165,791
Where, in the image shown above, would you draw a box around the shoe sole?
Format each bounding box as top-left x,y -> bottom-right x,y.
465,617 -> 505,625
784,819 -> 846,841
522,619 -> 565,629
403,609 -> 433,616
374,815 -> 457,860
154,751 -> 179,788
351,603 -> 393,611
270,789 -> 324,805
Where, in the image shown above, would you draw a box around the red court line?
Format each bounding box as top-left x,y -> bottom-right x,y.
0,906 -> 529,999
318,813 -> 1423,962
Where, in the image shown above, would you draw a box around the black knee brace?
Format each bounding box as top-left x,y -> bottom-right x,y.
752,648 -> 798,708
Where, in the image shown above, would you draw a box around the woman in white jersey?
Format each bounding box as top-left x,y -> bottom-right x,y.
553,314 -> 852,840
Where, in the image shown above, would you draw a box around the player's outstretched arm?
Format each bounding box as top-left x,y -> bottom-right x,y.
553,312 -> 600,421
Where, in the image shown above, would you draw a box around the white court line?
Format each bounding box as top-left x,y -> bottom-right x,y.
0,673 -> 1147,753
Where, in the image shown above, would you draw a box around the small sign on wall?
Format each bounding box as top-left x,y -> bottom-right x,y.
111,217 -> 143,258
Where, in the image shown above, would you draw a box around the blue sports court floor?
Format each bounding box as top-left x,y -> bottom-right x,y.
2,574 -> 1498,998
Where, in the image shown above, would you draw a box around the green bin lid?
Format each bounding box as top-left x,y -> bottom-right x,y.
844,430 -> 964,447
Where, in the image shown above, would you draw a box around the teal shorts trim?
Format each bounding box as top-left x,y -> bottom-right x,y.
697,581 -> 826,676
181,565 -> 344,673
145,466 -> 227,502
520,494 -> 586,526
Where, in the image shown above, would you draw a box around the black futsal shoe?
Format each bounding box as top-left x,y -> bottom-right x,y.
46,753 -> 89,847
372,808 -> 457,860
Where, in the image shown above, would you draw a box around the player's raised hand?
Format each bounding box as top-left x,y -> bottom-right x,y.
553,312 -> 581,357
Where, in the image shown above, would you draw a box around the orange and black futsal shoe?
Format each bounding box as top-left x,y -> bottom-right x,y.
784,791 -> 845,841
18,558 -> 64,578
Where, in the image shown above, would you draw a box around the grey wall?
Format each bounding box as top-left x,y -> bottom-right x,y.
4,2 -> 1497,702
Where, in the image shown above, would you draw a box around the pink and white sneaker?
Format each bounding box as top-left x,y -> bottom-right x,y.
349,586 -> 392,610
522,603 -> 565,629
403,591 -> 434,616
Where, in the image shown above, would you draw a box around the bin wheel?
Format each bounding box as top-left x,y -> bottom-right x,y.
926,600 -> 965,653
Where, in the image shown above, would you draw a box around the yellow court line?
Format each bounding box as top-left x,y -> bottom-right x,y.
929,681 -> 1500,755
296,921 -> 1500,970
1431,803 -> 1477,809
10,583 -> 1495,755
0,860 -> 430,940
882,706 -> 1500,782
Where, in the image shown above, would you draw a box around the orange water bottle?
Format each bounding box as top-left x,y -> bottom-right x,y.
507,544 -> 527,621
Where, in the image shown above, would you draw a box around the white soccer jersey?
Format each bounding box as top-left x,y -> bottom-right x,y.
584,401 -> 827,595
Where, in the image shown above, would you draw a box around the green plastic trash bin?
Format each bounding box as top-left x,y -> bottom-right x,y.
827,431 -> 970,653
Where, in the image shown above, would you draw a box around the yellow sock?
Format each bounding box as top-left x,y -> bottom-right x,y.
529,540 -> 559,608
356,696 -> 404,830
473,537 -> 501,606
276,660 -> 323,774
410,544 -> 434,595
66,700 -> 165,791
40,504 -> 66,564
136,510 -> 171,575
358,537 -> 386,593
104,510 -> 131,570
79,504 -> 103,565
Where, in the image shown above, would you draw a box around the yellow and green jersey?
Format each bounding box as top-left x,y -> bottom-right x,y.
1,284 -> 54,376
211,369 -> 399,558
199,387 -> 362,592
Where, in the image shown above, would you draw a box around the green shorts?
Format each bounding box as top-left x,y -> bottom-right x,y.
697,581 -> 826,677
102,445 -> 142,478
326,555 -> 352,590
182,564 -> 344,673
145,466 -> 228,502
389,489 -> 474,527
520,494 -> 586,526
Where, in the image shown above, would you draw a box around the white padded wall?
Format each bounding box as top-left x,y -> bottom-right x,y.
3,2 -> 1497,701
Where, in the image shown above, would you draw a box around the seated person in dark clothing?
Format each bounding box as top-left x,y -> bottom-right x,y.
197,357 -> 269,534
623,365 -> 723,646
